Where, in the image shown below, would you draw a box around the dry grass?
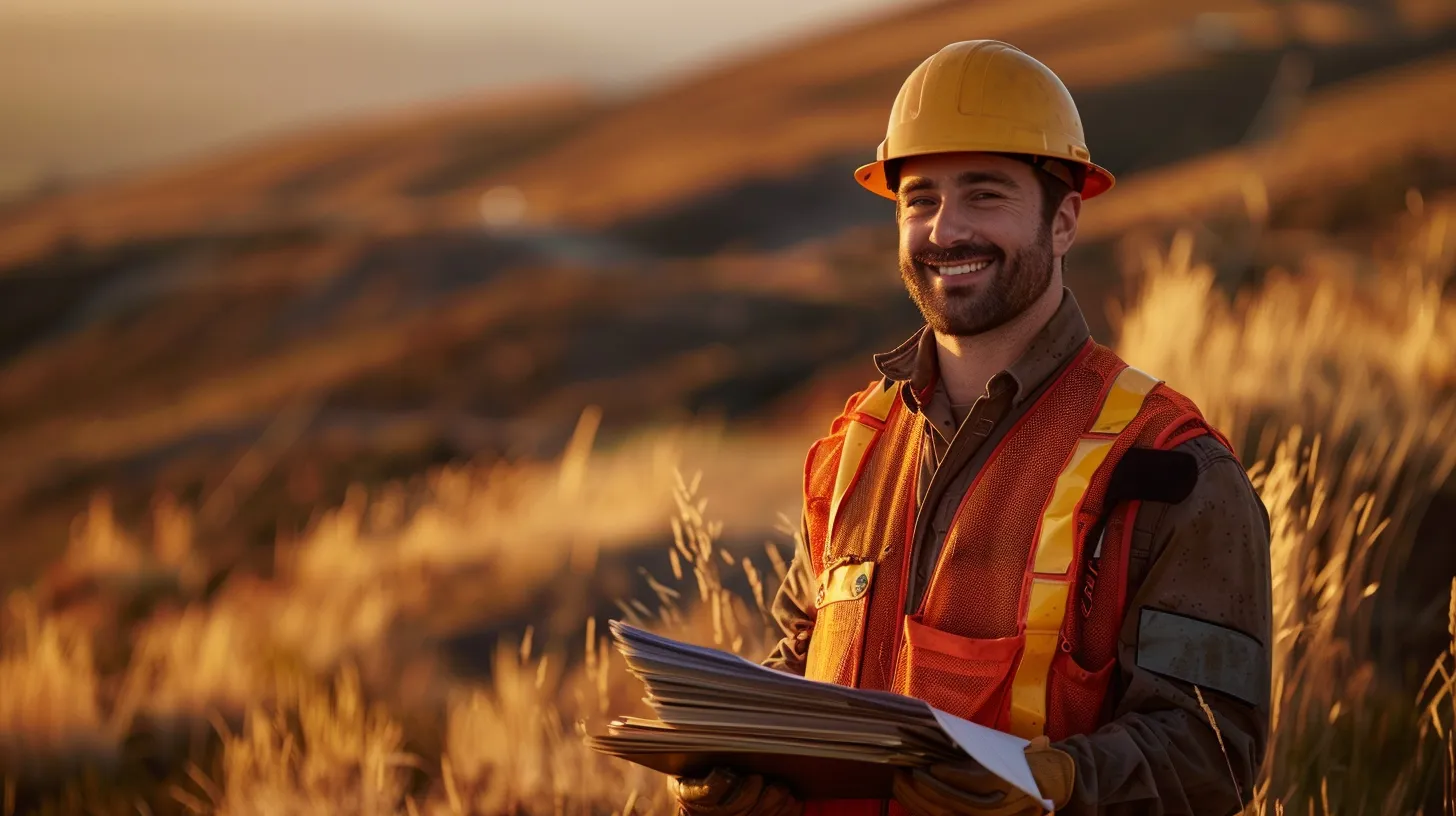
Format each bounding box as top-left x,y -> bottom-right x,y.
0,596 -> 115,777
0,399 -> 790,813
1416,577 -> 1456,815
3,206 -> 1456,813
1116,202 -> 1456,813
200,669 -> 415,816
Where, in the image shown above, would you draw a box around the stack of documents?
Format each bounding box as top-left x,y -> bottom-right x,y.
588,622 -> 1046,802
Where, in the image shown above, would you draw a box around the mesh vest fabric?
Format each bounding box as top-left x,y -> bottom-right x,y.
803,385 -> 922,687
799,340 -> 1220,811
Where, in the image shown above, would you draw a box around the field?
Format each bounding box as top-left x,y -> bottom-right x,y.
6,217 -> 1456,813
4,0 -> 1456,813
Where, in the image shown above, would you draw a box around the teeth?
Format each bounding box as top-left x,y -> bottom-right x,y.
940,260 -> 991,276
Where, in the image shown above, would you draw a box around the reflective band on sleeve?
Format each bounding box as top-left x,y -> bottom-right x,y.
827,383 -> 899,541
1008,364 -> 1163,739
1137,608 -> 1270,707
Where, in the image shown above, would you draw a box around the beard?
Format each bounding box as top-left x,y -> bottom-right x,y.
898,221 -> 1056,337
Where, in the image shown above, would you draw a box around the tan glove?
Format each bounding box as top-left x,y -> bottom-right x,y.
668,767 -> 804,816
893,736 -> 1076,815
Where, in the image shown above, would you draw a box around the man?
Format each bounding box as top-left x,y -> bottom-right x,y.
671,41 -> 1271,815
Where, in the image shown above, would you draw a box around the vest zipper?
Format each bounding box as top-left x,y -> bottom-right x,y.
885,441 -> 922,694
879,489 -> 914,687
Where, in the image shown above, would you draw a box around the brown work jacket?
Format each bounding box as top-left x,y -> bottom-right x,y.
765,289 -> 1272,815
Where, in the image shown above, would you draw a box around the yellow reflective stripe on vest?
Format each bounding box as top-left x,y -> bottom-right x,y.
1090,366 -> 1160,434
827,381 -> 899,541
1033,438 -> 1115,574
1008,365 -> 1161,739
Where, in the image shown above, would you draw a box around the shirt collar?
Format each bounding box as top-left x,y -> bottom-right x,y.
872,287 -> 1093,412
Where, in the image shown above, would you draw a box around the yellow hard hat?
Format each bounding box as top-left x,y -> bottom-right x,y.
855,40 -> 1114,200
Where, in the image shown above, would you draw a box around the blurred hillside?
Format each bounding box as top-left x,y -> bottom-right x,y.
3,0 -> 1456,589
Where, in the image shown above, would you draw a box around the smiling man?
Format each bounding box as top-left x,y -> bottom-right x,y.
669,41 -> 1272,816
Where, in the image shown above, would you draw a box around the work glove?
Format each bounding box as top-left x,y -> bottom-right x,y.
668,767 -> 803,816
893,736 -> 1076,815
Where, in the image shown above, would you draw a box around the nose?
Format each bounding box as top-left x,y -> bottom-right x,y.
928,199 -> 976,248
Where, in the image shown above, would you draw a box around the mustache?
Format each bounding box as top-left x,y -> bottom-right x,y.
911,244 -> 1003,267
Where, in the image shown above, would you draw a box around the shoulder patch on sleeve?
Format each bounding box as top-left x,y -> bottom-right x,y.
1137,608 -> 1269,707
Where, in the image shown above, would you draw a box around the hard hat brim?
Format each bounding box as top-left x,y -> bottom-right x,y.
854,155 -> 1115,201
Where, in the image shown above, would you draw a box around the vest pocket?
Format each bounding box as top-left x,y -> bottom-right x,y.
804,560 -> 875,685
1046,649 -> 1116,741
891,615 -> 1022,727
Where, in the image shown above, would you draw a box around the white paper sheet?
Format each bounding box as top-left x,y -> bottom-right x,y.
930,708 -> 1053,810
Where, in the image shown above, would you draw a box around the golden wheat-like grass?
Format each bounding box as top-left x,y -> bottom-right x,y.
3,205 -> 1456,814
1116,204 -> 1456,813
0,595 -> 116,777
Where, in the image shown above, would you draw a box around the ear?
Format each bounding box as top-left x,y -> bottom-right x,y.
1051,192 -> 1081,258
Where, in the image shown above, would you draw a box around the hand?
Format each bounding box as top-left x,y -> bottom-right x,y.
893,736 -> 1075,815
668,767 -> 803,816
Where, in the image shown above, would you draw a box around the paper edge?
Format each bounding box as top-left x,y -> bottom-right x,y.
929,708 -> 1054,810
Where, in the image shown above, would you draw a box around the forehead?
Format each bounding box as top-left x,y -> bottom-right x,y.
896,152 -> 1034,190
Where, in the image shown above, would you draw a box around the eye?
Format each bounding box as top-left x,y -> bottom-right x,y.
906,196 -> 936,208
969,190 -> 1002,201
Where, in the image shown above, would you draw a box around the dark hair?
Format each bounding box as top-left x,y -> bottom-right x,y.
1033,164 -> 1074,227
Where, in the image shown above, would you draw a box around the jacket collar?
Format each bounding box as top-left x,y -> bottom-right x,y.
872,287 -> 1093,413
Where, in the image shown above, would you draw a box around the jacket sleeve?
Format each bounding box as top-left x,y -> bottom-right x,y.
761,511 -> 818,675
1056,434 -> 1273,816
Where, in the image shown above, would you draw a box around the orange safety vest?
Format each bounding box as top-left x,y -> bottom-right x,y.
799,340 -> 1226,816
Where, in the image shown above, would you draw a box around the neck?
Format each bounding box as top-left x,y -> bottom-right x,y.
934,280 -> 1064,406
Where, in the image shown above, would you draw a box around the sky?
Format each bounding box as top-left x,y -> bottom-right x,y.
0,0 -> 916,196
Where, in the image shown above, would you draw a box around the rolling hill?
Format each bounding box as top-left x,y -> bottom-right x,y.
2,0 -> 1455,585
